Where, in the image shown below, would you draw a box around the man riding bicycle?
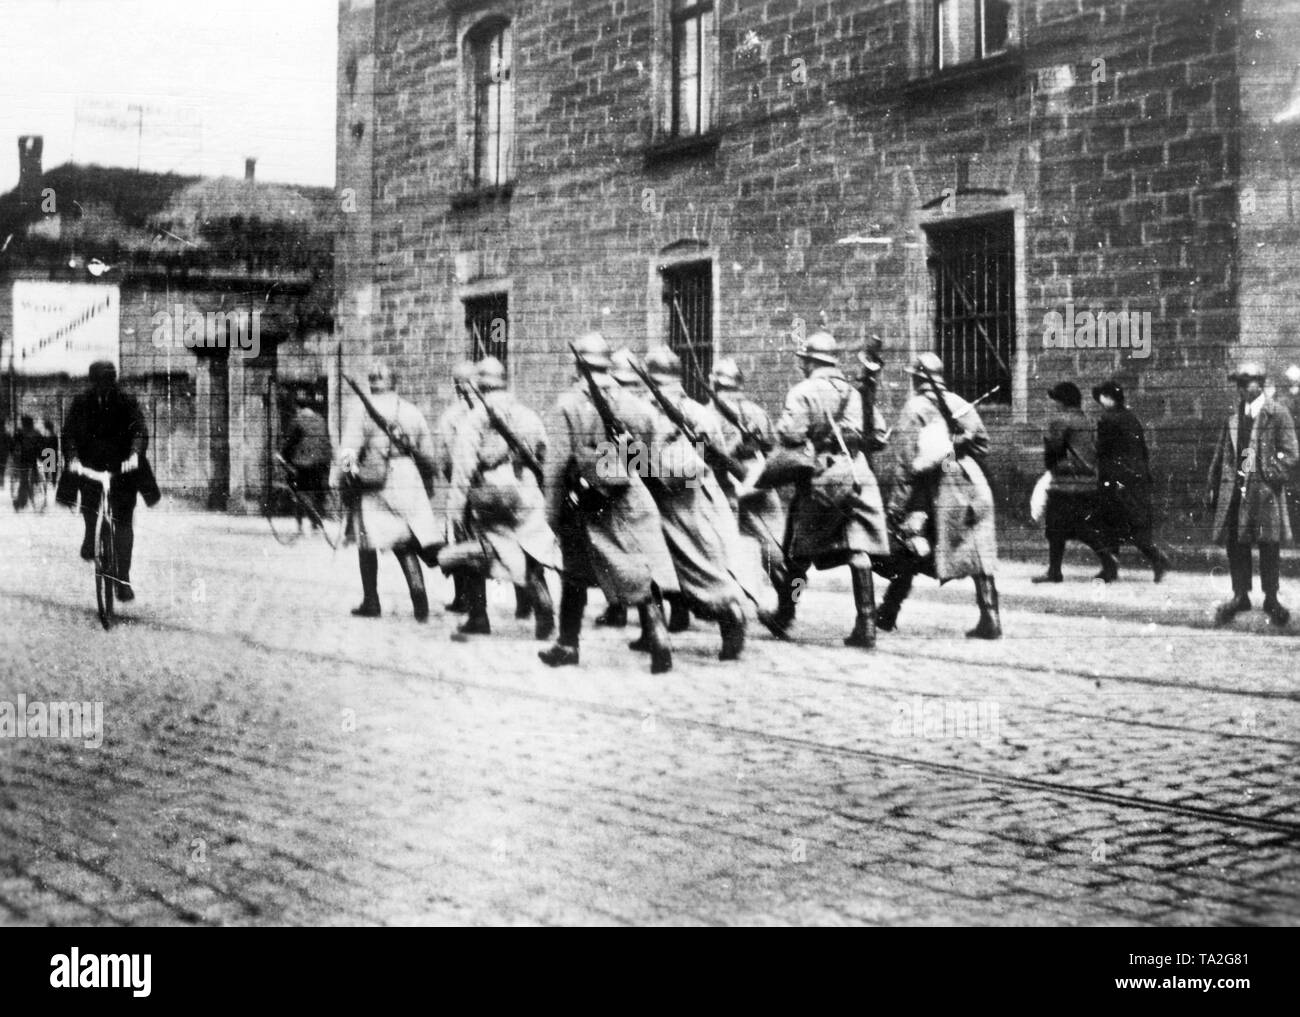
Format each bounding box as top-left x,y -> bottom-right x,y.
57,361 -> 160,600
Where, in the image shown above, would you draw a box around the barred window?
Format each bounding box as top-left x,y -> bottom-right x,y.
933,0 -> 1013,71
925,214 -> 1014,406
465,292 -> 508,367
466,18 -> 513,188
660,259 -> 713,402
669,0 -> 714,137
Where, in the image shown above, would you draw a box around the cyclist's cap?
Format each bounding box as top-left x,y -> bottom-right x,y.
89,360 -> 117,381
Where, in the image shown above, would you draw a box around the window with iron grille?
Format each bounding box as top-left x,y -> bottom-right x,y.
660,260 -> 713,402
465,19 -> 513,189
669,0 -> 715,138
464,292 -> 508,366
932,0 -> 1014,71
925,214 -> 1014,406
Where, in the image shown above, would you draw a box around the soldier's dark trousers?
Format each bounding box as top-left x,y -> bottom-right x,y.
556,582 -> 588,647
524,558 -> 554,640
395,540 -> 429,620
356,548 -> 380,609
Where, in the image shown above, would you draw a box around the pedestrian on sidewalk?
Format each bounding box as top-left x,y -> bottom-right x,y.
1283,364 -> 1300,537
281,392 -> 332,530
1092,380 -> 1169,582
336,360 -> 440,622
1207,362 -> 1298,627
10,416 -> 41,510
1033,382 -> 1116,583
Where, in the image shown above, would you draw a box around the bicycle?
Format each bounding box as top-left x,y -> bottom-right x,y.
70,462 -> 120,629
265,453 -> 344,549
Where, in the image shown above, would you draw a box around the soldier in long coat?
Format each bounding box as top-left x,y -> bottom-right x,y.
539,332 -> 678,673
432,361 -> 477,612
439,357 -> 559,640
757,331 -> 890,649
628,347 -> 748,661
704,357 -> 789,593
878,353 -> 1001,639
1206,362 -> 1299,627
336,360 -> 439,621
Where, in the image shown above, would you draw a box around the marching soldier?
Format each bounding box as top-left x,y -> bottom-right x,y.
1207,362 -> 1298,627
877,353 -> 1001,639
757,331 -> 890,648
539,332 -> 678,673
433,361 -> 477,612
336,360 -> 440,621
630,347 -> 748,661
439,357 -> 559,639
705,357 -> 788,592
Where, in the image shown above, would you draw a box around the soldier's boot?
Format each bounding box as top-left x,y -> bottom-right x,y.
351,549 -> 381,617
1214,592 -> 1251,625
540,583 -> 585,667
445,573 -> 468,613
844,561 -> 877,649
526,560 -> 555,641
396,540 -> 429,622
594,603 -> 628,627
718,599 -> 747,661
1094,552 -> 1119,583
757,576 -> 799,641
514,583 -> 533,620
637,601 -> 673,674
457,573 -> 491,635
667,593 -> 692,633
966,575 -> 1003,640
876,571 -> 914,633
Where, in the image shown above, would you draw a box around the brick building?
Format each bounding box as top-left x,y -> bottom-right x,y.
338,0 -> 1300,538
0,140 -> 337,509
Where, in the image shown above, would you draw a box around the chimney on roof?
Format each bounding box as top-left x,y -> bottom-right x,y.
245,157 -> 257,183
18,135 -> 43,205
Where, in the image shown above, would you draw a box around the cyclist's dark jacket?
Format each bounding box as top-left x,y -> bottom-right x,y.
57,386 -> 160,507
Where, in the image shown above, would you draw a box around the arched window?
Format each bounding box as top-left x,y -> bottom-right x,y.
464,17 -> 513,188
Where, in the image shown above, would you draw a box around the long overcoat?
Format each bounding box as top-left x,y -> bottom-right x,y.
774,367 -> 889,569
889,390 -> 997,582
542,377 -> 679,603
445,390 -> 561,583
1207,397 -> 1298,546
338,392 -> 439,552
635,380 -> 746,613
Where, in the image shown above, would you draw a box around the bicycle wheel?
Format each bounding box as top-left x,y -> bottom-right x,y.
95,516 -> 116,630
265,482 -> 305,545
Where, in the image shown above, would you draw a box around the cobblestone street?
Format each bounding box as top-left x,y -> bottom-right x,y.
1,506 -> 1297,926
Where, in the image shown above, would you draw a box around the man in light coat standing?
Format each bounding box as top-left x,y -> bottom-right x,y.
1207,362 -> 1298,627
336,360 -> 440,621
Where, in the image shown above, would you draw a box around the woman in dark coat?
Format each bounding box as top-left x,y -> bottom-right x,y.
1092,381 -> 1169,582
1034,382 -> 1115,582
